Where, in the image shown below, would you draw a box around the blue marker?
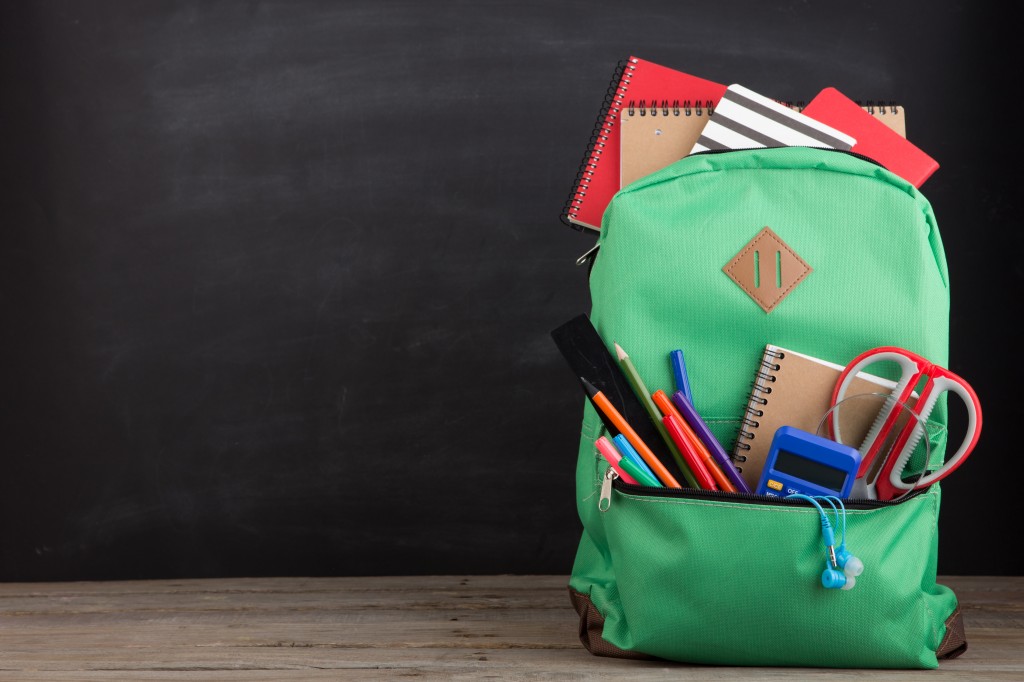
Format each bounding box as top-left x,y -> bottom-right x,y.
670,349 -> 694,403
612,434 -> 658,483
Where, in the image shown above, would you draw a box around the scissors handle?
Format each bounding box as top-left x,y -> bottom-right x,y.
830,348 -> 925,478
877,373 -> 982,498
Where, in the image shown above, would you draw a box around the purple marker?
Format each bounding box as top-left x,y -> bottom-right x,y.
670,390 -> 751,493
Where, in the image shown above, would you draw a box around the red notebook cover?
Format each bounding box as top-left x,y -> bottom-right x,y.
801,87 -> 938,188
561,57 -> 727,232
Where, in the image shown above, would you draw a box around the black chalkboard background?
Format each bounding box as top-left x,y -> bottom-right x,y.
0,1 -> 1018,580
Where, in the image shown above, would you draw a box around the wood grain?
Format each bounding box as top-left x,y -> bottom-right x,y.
1,575 -> 1022,680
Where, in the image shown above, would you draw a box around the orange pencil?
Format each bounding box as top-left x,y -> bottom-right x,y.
652,389 -> 737,493
581,378 -> 682,488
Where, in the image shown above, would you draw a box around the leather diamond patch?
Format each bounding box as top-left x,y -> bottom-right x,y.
723,227 -> 812,313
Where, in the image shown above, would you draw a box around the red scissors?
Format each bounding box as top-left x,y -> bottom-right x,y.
830,346 -> 982,501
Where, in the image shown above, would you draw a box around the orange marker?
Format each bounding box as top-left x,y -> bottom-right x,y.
581,378 -> 681,488
662,413 -> 718,490
652,389 -> 737,493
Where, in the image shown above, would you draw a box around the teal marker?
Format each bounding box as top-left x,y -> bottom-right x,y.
670,349 -> 694,403
613,434 -> 659,485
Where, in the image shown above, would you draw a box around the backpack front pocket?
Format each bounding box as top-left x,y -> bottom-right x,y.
597,479 -> 958,668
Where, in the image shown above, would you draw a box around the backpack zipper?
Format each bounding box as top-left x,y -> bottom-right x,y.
576,146 -> 887,270
598,467 -> 923,512
575,241 -> 601,268
689,146 -> 883,167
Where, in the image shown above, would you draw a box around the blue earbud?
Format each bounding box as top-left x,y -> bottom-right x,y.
819,495 -> 864,579
787,494 -> 862,590
821,562 -> 850,590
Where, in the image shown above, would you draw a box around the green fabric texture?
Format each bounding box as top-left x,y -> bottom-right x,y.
568,147 -> 957,668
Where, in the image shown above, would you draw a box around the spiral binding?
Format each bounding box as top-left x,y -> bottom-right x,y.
560,58 -> 636,230
625,99 -> 716,117
781,99 -> 901,115
777,100 -> 808,111
859,100 -> 901,115
731,348 -> 786,465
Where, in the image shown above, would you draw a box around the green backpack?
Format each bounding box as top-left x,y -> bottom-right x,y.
567,147 -> 967,668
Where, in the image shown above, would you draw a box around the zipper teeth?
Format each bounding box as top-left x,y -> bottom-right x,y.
687,146 -> 884,168
611,479 -> 924,509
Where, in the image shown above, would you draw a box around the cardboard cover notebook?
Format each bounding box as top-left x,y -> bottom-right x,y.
620,99 -> 715,189
731,344 -> 903,491
560,56 -> 726,232
801,87 -> 937,187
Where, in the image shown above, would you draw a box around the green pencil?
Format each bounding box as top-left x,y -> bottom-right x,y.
615,342 -> 700,488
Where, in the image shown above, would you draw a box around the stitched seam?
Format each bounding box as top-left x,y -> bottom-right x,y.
723,238 -> 769,307
923,490 -> 940,650
614,494 -> 818,514
580,418 -> 603,488
724,230 -> 811,311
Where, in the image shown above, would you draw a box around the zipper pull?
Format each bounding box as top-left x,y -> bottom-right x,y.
599,467 -> 617,512
576,241 -> 600,267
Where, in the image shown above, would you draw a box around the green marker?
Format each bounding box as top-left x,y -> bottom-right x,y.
617,452 -> 662,487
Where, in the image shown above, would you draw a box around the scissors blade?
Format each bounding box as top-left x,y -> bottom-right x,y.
854,369 -> 919,479
873,410 -> 930,501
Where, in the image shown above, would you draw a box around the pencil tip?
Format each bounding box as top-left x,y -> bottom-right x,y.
580,377 -> 598,397
614,342 -> 626,360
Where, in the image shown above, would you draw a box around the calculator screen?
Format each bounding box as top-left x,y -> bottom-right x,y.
775,449 -> 847,492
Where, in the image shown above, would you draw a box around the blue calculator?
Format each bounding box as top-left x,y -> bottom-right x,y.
756,426 -> 862,499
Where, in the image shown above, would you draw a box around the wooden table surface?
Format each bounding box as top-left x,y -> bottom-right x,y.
0,575 -> 1021,680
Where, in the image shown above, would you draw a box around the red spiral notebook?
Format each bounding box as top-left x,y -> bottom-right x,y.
560,57 -> 727,232
801,87 -> 938,188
